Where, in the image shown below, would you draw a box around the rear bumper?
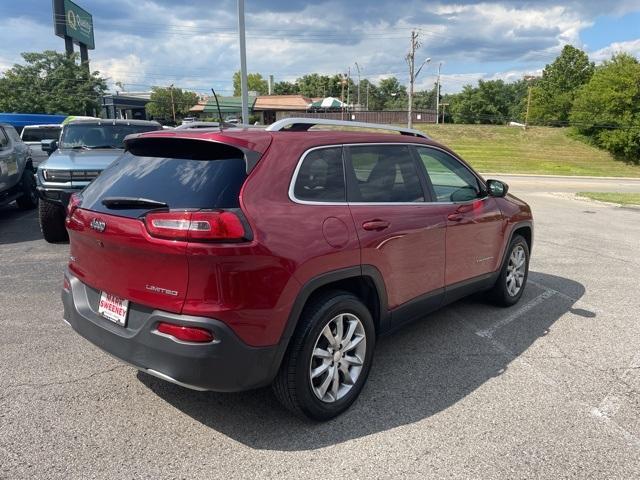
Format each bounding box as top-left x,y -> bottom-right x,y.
61,270 -> 282,392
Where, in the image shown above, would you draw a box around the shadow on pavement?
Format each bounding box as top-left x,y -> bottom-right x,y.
0,205 -> 42,244
138,271 -> 588,451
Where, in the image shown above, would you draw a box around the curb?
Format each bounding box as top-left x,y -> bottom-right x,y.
480,173 -> 640,181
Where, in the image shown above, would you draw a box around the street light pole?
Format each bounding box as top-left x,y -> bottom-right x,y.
169,83 -> 176,124
238,0 -> 249,124
354,62 -> 361,110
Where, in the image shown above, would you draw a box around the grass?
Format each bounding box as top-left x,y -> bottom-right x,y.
412,124 -> 640,178
576,192 -> 640,206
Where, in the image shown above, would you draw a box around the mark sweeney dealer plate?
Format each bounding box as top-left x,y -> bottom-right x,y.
98,292 -> 129,326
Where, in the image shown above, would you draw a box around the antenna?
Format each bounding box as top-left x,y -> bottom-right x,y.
211,88 -> 224,132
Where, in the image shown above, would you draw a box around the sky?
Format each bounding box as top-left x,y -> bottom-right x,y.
0,0 -> 639,96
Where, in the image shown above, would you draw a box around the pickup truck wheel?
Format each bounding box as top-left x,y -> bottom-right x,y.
273,291 -> 375,421
489,234 -> 529,307
39,200 -> 69,243
15,169 -> 38,210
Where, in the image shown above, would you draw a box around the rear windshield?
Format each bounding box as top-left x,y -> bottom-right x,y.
80,152 -> 247,219
60,123 -> 159,149
21,127 -> 61,142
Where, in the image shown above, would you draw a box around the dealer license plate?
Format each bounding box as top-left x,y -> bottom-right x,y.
98,292 -> 129,326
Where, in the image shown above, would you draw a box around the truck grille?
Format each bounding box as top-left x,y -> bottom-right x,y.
43,170 -> 102,182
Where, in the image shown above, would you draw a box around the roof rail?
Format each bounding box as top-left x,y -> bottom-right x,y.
265,117 -> 430,139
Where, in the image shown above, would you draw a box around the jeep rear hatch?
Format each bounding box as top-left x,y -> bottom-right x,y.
66,136 -> 264,313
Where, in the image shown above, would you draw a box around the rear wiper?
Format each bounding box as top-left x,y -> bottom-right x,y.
101,197 -> 169,209
70,145 -> 90,150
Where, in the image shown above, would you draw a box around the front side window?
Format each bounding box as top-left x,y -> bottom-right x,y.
417,147 -> 483,203
348,145 -> 424,203
293,147 -> 345,202
60,123 -> 159,149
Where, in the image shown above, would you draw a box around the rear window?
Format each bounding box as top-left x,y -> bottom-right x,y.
80,151 -> 247,219
60,123 -> 159,149
21,127 -> 61,142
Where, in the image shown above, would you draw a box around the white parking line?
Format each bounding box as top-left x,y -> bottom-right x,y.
476,288 -> 556,338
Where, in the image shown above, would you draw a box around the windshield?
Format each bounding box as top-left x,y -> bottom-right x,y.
21,127 -> 61,142
60,123 -> 159,149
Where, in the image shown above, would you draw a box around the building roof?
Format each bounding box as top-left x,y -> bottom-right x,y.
254,95 -> 312,111
202,95 -> 257,114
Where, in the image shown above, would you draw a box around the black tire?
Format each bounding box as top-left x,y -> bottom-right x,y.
15,168 -> 38,210
39,200 -> 69,243
489,234 -> 530,307
272,290 -> 375,421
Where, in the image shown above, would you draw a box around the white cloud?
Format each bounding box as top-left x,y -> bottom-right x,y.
591,38 -> 640,62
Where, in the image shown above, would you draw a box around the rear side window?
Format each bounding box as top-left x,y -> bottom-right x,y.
80,151 -> 247,219
293,147 -> 345,202
348,145 -> 424,203
21,127 -> 61,142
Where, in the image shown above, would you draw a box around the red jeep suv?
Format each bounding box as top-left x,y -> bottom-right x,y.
62,119 -> 533,420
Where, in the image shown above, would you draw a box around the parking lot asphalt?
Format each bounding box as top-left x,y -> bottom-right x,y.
1,177 -> 639,479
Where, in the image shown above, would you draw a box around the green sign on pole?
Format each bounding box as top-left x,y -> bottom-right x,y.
61,0 -> 95,49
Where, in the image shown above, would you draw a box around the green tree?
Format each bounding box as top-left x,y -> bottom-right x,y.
232,72 -> 268,96
273,81 -> 299,95
295,74 -> 347,99
378,77 -> 407,110
413,85 -> 437,111
450,80 -> 524,124
529,45 -> 594,124
570,53 -> 640,163
358,79 -> 382,110
0,50 -> 106,115
145,86 -> 199,124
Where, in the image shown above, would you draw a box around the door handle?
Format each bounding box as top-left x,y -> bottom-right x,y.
362,220 -> 390,231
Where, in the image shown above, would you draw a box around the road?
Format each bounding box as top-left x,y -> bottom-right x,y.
1,176 -> 639,479
486,173 -> 640,194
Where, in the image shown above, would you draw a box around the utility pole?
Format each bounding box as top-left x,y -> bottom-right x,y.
406,31 -> 418,128
340,74 -> 347,120
366,82 -> 370,111
238,0 -> 249,124
406,31 -> 430,128
524,74 -> 536,131
524,84 -> 533,130
435,62 -> 442,124
169,83 -> 176,124
354,62 -> 361,110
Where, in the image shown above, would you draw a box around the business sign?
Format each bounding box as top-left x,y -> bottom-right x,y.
52,0 -> 95,49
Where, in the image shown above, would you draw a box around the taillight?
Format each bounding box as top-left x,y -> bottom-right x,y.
144,211 -> 245,241
67,193 -> 82,217
156,322 -> 214,343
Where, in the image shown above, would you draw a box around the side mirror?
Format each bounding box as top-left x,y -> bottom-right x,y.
486,179 -> 508,197
41,139 -> 58,155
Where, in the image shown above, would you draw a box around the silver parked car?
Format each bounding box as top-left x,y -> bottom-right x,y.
20,124 -> 62,168
0,123 -> 38,210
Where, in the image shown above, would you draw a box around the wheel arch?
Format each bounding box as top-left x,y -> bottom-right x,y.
269,266 -> 389,379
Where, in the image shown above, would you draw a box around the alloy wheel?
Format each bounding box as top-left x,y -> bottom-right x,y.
309,313 -> 367,403
506,244 -> 526,296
